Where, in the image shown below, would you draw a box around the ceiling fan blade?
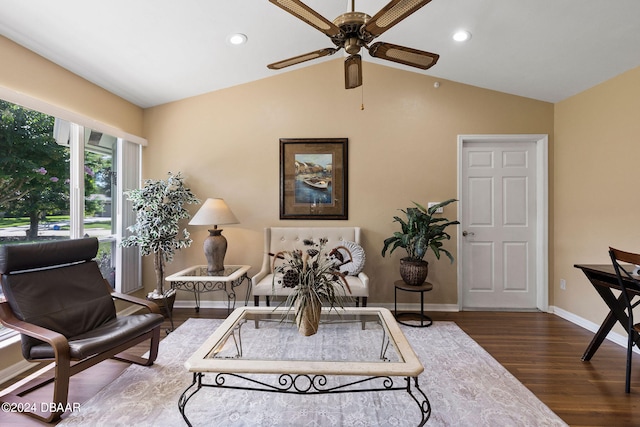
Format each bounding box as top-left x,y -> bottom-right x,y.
267,48 -> 338,70
368,42 -> 439,70
364,0 -> 433,37
269,0 -> 341,37
344,55 -> 363,89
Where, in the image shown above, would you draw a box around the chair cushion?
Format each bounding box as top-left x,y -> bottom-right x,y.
6,261 -> 117,332
268,227 -> 359,271
328,240 -> 365,276
253,273 -> 368,298
27,313 -> 165,360
0,237 -> 98,274
8,261 -> 120,360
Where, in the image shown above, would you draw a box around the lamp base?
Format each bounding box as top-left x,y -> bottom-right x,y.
203,228 -> 227,275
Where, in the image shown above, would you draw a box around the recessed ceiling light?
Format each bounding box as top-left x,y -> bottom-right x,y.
227,33 -> 247,45
453,30 -> 471,42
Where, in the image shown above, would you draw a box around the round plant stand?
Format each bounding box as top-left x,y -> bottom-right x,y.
394,280 -> 433,328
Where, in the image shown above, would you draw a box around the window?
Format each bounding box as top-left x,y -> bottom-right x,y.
0,100 -> 142,338
0,101 -> 70,244
54,122 -> 120,287
85,141 -> 117,287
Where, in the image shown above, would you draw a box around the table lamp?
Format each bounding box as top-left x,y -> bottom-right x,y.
188,198 -> 239,274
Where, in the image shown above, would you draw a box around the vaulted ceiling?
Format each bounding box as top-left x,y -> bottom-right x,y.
1,0 -> 639,108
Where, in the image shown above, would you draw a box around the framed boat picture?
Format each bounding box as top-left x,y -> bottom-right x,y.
280,138 -> 348,220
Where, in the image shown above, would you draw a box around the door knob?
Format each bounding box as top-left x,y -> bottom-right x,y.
462,230 -> 475,237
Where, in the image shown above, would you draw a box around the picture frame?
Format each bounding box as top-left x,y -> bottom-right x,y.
280,138 -> 348,220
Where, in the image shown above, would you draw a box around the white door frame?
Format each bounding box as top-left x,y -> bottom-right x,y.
457,134 -> 549,311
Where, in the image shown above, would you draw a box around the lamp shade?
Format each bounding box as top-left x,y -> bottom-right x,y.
189,198 -> 238,274
189,198 -> 239,226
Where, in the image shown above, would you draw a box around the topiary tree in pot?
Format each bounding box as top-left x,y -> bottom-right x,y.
382,199 -> 459,286
121,172 -> 199,311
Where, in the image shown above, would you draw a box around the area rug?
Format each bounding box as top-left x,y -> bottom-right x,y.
59,318 -> 567,427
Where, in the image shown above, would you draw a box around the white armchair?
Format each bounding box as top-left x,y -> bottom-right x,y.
251,227 -> 369,307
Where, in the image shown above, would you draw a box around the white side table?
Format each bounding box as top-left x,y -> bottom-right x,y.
165,265 -> 251,314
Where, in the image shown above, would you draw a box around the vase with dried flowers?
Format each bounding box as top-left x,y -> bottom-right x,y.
272,238 -> 352,336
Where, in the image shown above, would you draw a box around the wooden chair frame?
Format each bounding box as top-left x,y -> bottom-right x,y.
609,247 -> 640,393
0,279 -> 161,423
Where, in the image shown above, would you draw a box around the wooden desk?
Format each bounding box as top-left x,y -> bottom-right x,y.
574,264 -> 640,361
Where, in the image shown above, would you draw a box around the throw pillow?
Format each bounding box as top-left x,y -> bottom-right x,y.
327,240 -> 365,276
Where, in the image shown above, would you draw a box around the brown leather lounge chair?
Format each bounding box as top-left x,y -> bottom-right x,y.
0,237 -> 164,422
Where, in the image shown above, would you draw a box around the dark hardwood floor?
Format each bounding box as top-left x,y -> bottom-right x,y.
1,309 -> 639,426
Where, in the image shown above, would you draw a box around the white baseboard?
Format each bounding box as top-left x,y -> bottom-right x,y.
550,305 -> 634,353
387,303 -> 461,312
173,300 -> 230,310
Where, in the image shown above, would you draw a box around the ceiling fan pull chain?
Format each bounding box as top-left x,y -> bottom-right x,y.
361,85 -> 365,111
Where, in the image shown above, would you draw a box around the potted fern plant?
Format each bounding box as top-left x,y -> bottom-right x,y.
382,199 -> 459,286
121,172 -> 199,314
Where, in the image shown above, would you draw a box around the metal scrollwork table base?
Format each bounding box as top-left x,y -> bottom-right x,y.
165,265 -> 251,314
178,307 -> 431,426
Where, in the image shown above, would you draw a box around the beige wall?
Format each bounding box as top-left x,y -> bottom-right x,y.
0,36 -> 143,136
553,66 -> 640,330
142,58 -> 554,307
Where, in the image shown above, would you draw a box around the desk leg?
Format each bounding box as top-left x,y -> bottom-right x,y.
582,285 -> 640,361
582,310 -> 618,361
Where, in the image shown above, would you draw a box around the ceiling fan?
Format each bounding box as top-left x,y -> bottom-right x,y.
267,0 -> 440,89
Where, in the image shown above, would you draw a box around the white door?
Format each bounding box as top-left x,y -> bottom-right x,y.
459,135 -> 547,310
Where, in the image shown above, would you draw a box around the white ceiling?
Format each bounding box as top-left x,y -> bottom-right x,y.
1,0 -> 639,108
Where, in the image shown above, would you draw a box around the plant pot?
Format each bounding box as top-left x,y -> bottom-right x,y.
400,258 -> 429,286
296,300 -> 322,337
147,291 -> 176,318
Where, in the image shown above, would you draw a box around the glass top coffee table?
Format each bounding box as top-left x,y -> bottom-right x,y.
179,306 -> 430,426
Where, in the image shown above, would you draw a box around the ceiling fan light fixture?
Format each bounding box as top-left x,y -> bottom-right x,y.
345,37 -> 361,55
345,55 -> 362,89
452,30 -> 471,42
227,33 -> 248,45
